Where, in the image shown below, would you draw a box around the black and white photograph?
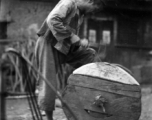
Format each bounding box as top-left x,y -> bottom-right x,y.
0,0 -> 152,120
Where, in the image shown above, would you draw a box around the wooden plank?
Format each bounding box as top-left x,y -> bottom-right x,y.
68,75 -> 141,98
0,65 -> 6,120
76,86 -> 141,120
63,85 -> 95,120
69,75 -> 140,91
63,85 -> 141,120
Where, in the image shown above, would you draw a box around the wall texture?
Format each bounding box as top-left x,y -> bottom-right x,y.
7,0 -> 56,40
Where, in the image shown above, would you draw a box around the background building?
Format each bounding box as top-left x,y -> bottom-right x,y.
0,0 -> 152,84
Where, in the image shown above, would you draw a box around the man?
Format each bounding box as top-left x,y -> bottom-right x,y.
35,0 -> 105,119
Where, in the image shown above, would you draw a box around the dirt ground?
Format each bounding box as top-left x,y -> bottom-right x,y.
4,84 -> 152,120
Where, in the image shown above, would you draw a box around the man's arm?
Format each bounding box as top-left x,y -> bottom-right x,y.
46,0 -> 80,44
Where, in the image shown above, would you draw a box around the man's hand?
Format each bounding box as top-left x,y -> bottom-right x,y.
70,38 -> 89,53
80,38 -> 89,48
70,34 -> 89,48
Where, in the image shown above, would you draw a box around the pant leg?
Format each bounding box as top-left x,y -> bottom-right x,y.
35,36 -> 57,111
66,46 -> 96,69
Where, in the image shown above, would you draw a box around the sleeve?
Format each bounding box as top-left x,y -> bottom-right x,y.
46,0 -> 80,44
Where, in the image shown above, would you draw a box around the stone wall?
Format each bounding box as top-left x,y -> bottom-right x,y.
7,0 -> 56,40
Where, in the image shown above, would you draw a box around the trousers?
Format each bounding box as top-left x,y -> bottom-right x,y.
35,36 -> 96,111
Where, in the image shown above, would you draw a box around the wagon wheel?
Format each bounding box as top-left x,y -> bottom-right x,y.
0,52 -> 43,120
4,48 -> 78,120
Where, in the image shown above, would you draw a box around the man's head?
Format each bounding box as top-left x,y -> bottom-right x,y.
77,0 -> 106,14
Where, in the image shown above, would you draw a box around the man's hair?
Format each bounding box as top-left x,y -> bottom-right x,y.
92,0 -> 106,6
78,0 -> 106,9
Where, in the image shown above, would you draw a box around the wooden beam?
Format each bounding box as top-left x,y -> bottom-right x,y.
0,63 -> 6,120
